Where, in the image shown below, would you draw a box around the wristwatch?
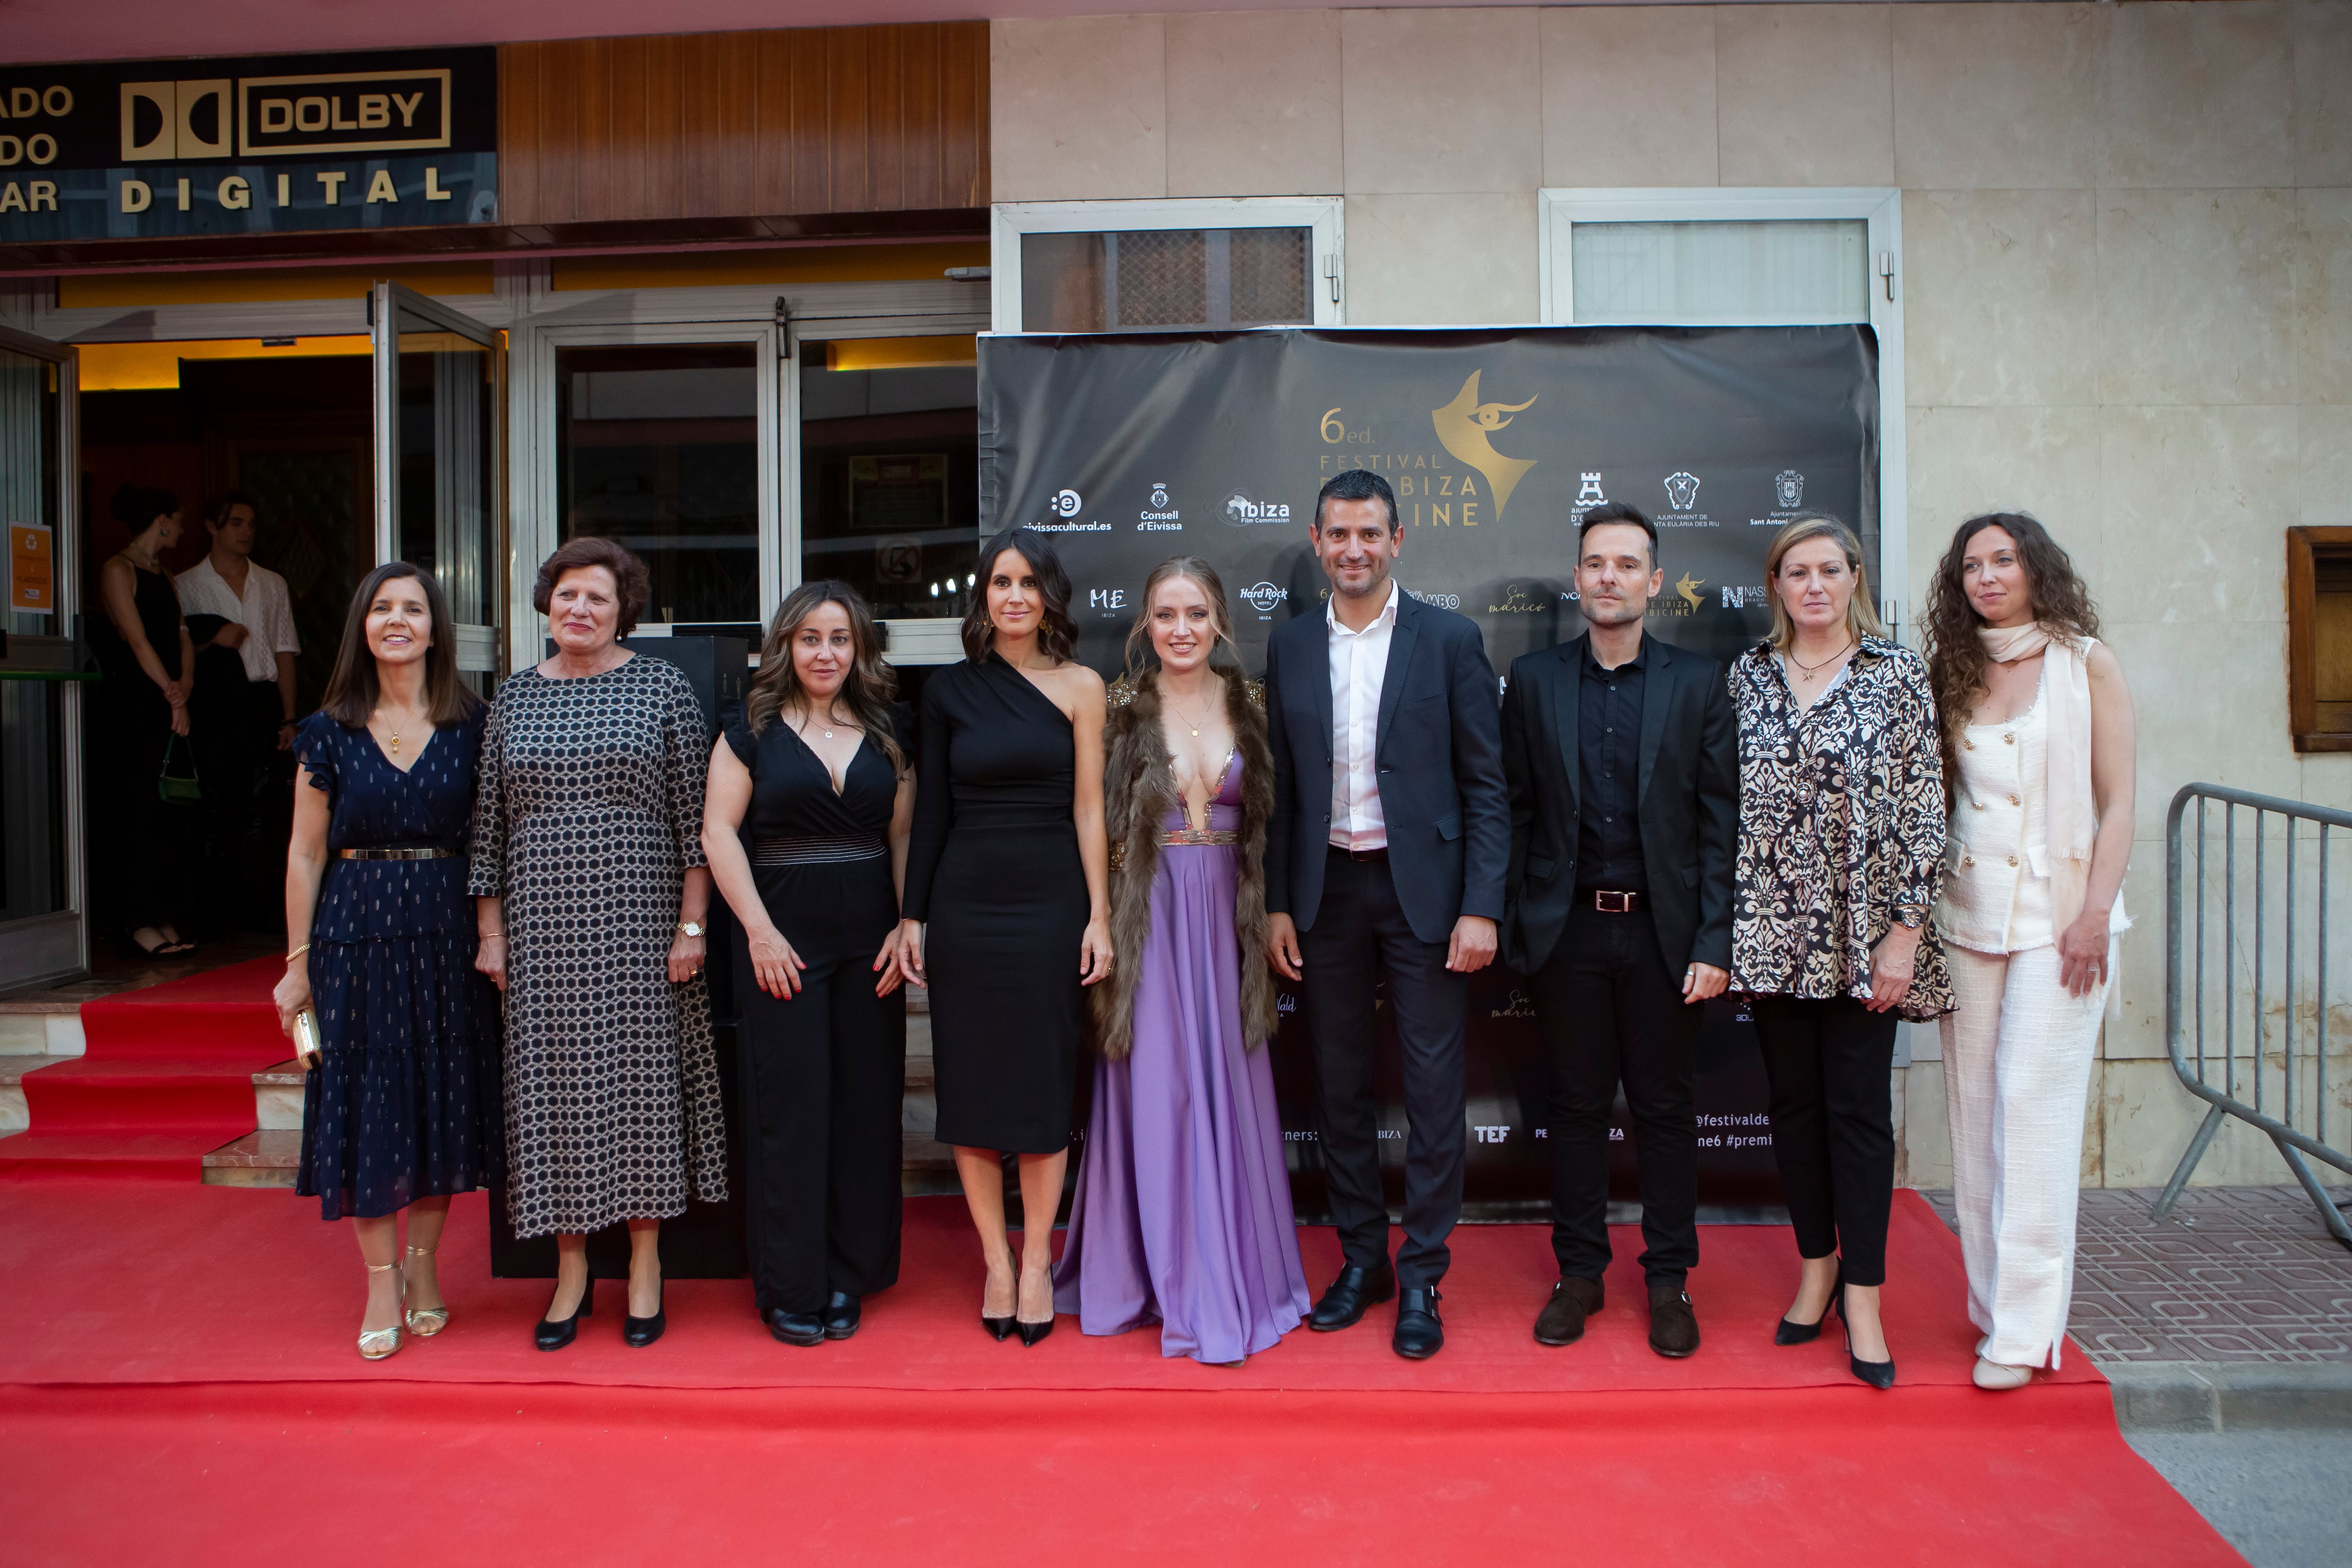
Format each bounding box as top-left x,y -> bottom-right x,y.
1893,906 -> 1926,930
676,921 -> 706,938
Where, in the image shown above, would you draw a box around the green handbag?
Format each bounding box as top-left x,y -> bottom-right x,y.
158,732 -> 202,804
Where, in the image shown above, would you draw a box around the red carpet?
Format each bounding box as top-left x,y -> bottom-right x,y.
0,958 -> 285,1179
0,1178 -> 2241,1564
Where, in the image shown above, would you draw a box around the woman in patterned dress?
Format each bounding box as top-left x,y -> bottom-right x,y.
1730,513 -> 1951,1391
273,563 -> 500,1360
471,538 -> 728,1353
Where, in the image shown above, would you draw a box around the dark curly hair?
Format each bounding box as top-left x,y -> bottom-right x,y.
961,525 -> 1077,665
533,536 -> 651,638
1921,511 -> 2100,791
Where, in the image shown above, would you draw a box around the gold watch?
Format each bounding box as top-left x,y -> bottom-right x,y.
676,921 -> 706,938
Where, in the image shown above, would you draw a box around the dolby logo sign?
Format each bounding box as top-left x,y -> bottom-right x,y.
120,69 -> 454,161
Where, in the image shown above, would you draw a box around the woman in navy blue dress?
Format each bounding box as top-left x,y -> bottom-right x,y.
273,563 -> 501,1361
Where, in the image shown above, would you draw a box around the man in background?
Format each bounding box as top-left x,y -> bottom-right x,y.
176,492 -> 300,933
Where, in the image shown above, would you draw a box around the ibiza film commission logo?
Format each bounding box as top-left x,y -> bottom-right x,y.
1430,372 -> 1537,518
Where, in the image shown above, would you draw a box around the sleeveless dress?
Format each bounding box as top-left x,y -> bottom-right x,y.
722,700 -> 907,1319
93,562 -> 191,934
293,709 -> 502,1220
902,653 -> 1087,1154
1053,753 -> 1310,1363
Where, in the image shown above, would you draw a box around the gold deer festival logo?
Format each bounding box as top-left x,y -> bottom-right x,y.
1430,371 -> 1538,519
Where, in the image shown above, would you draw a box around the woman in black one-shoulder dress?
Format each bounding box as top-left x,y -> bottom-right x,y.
92,483 -> 199,956
900,526 -> 1111,1346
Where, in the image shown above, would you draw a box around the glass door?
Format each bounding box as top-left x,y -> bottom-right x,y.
0,325 -> 86,990
369,282 -> 505,678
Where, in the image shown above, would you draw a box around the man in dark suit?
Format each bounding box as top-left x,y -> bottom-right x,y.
1500,501 -> 1737,1358
1266,468 -> 1510,1361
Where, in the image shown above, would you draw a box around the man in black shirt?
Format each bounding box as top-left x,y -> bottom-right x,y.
1499,502 -> 1738,1357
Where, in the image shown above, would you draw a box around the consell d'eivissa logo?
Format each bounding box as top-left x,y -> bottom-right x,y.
1138,480 -> 1181,532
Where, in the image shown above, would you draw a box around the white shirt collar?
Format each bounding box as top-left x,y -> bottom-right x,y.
1327,577 -> 1401,638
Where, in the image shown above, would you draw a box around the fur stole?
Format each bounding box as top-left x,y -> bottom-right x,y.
1095,665 -> 1278,1060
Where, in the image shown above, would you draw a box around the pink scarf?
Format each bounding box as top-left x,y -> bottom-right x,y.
1978,622 -> 2097,938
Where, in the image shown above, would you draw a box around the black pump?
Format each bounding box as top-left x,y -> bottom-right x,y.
533,1273 -> 593,1353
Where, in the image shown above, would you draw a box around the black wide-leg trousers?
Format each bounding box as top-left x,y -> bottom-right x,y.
1751,994 -> 1900,1287
732,859 -> 906,1319
1528,902 -> 1701,1288
1297,848 -> 1467,1292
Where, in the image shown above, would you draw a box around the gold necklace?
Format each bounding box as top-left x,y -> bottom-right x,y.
1167,691 -> 1217,738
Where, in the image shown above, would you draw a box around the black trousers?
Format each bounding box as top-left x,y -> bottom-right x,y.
733,859 -> 906,1318
1752,994 -> 1899,1287
1298,848 -> 1466,1291
1530,901 -> 1701,1288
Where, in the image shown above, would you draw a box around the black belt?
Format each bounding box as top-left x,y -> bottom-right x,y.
1584,889 -> 1643,914
750,833 -> 888,867
1328,843 -> 1388,864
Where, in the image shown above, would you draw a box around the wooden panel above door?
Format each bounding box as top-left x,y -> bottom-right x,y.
500,23 -> 987,229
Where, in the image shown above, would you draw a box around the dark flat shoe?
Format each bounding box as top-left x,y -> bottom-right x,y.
533,1274 -> 593,1352
1392,1286 -> 1444,1361
1647,1283 -> 1700,1359
820,1292 -> 861,1341
769,1306 -> 824,1347
1309,1261 -> 1396,1332
1534,1275 -> 1604,1346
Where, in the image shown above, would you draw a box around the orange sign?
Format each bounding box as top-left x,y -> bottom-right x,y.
9,521 -> 54,612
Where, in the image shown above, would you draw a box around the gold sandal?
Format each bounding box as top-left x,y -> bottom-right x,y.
404,1243 -> 449,1337
358,1259 -> 405,1361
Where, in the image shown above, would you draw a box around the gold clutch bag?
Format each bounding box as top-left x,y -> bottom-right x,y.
293,1008 -> 323,1071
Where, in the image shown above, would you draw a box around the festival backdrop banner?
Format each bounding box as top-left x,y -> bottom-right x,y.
979,325 -> 1880,1216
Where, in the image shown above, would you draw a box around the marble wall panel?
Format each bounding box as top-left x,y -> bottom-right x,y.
2098,404 -> 2298,626
992,15 -> 1167,202
2097,189 -> 2297,408
1891,2 -> 2105,191
1906,188 -> 2099,408
1339,8 -> 1542,195
2104,0 -> 2294,190
1540,5 -> 1719,189
2298,189 -> 2352,408
1343,191 -> 1539,325
1166,10 -> 1343,198
2101,619 -> 2303,842
1904,405 -> 2103,611
2291,0 -> 2352,188
1716,4 -> 1895,188
2303,404 -> 2352,528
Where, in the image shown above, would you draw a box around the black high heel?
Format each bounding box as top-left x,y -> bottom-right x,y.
1775,1261 -> 1840,1346
533,1271 -> 593,1352
623,1278 -> 666,1349
982,1314 -> 1015,1341
1016,1315 -> 1055,1348
1833,1276 -> 1896,1390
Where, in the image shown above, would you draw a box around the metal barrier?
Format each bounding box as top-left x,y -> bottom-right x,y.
2155,783 -> 2352,1245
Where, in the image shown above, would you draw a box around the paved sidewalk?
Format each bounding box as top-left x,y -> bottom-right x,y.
1922,1184 -> 2352,1432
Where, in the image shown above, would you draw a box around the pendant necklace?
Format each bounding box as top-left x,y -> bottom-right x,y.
1169,693 -> 1215,738
1791,639 -> 1854,676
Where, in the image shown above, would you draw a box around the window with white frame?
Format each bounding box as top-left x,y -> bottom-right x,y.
992,199 -> 1345,334
1539,188 -> 1906,629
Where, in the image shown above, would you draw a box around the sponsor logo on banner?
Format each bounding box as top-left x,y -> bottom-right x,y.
1655,469 -> 1718,529
1489,988 -> 1537,1019
1663,471 -> 1701,511
1087,587 -> 1127,615
1223,491 -> 1291,526
1406,588 -> 1460,610
1028,485 -> 1109,533
1649,573 -> 1706,619
1051,488 -> 1082,518
1473,1125 -> 1513,1144
1430,371 -> 1537,520
1486,583 -> 1557,615
1775,469 -> 1805,509
1240,581 -> 1287,616
1721,584 -> 1769,609
1138,481 -> 1180,531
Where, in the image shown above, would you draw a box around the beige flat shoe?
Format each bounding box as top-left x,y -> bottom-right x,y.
1972,1356 -> 2033,1391
358,1259 -> 405,1361
404,1243 -> 449,1336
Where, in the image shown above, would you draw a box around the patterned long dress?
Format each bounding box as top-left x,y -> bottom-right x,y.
469,655 -> 728,1237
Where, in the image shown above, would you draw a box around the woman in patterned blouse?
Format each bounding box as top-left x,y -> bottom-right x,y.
1730,512 -> 1951,1391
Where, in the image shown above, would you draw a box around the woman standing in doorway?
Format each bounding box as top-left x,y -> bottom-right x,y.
274,563 -> 500,1359
898,525 -> 1112,1346
704,581 -> 914,1347
1923,513 -> 2134,1392
93,483 -> 198,958
471,538 -> 728,1353
1731,512 -> 1951,1390
1053,557 -> 1309,1365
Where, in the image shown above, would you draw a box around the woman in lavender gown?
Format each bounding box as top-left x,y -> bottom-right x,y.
1053,557 -> 1310,1364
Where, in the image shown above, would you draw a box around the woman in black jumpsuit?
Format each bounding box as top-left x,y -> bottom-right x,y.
704,582 -> 913,1347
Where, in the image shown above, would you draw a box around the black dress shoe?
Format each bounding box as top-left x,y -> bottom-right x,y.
533,1274 -> 594,1352
1647,1283 -> 1700,1359
622,1280 -> 666,1348
1534,1275 -> 1605,1346
769,1306 -> 825,1347
1308,1261 -> 1396,1332
821,1292 -> 861,1340
1392,1286 -> 1444,1361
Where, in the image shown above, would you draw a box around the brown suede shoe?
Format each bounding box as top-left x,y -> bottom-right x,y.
1534,1275 -> 1605,1346
1648,1283 -> 1700,1359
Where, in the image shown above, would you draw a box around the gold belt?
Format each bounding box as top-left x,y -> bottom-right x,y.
339,847 -> 460,861
1156,829 -> 1239,846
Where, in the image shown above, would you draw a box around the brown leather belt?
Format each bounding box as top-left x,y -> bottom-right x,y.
1588,889 -> 1642,914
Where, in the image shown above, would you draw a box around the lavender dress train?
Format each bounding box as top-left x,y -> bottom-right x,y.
1052,754 -> 1310,1363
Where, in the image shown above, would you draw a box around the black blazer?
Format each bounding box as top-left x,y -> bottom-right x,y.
1265,589 -> 1510,945
1500,631 -> 1738,976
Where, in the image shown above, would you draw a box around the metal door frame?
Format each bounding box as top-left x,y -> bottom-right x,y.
0,322 -> 86,991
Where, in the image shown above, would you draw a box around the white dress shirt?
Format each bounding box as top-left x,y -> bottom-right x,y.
1327,578 -> 1401,851
175,557 -> 300,685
